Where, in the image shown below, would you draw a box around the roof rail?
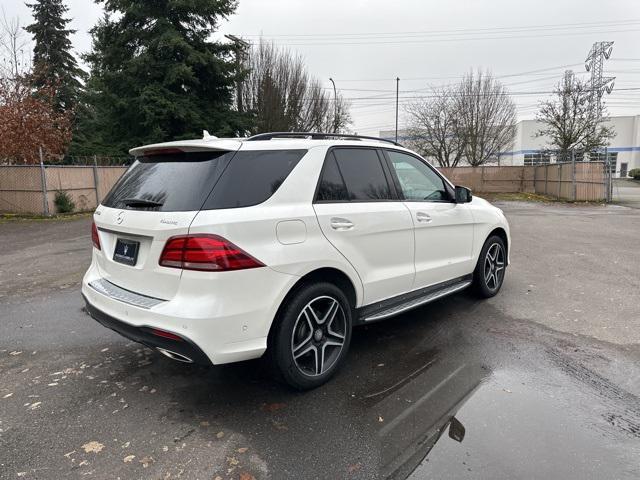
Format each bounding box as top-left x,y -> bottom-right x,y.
245,132 -> 403,147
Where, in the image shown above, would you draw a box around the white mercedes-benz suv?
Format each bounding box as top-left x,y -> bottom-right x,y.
82,132 -> 510,389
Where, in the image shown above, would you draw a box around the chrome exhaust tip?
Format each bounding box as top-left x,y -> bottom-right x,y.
156,347 -> 194,363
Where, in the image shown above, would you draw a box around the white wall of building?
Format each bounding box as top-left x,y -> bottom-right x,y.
499,116 -> 640,177
381,115 -> 640,177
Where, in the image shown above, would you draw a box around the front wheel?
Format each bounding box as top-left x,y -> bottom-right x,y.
269,282 -> 352,390
473,235 -> 507,298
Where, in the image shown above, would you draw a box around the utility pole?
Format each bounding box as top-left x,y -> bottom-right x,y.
225,35 -> 250,113
395,77 -> 400,143
329,78 -> 338,133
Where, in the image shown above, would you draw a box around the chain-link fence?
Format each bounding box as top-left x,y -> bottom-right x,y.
439,161 -> 607,202
0,149 -> 613,215
0,148 -> 133,215
0,162 -> 128,215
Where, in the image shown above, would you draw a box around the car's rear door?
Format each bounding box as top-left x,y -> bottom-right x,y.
383,149 -> 475,289
313,147 -> 415,305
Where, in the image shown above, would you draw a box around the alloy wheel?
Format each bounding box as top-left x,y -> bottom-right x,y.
290,296 -> 347,377
484,243 -> 505,291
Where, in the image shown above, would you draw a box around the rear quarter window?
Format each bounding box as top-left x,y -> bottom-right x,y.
203,150 -> 307,209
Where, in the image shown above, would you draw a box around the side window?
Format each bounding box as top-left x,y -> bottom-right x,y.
387,150 -> 449,201
317,154 -> 349,201
332,148 -> 393,201
203,150 -> 306,209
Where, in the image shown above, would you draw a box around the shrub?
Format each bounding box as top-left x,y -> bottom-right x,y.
54,190 -> 75,214
628,168 -> 640,180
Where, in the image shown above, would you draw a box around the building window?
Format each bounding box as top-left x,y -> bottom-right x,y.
554,151 -> 584,163
524,152 -> 551,166
590,152 -> 618,173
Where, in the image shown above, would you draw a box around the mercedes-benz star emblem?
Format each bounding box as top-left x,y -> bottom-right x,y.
116,211 -> 125,224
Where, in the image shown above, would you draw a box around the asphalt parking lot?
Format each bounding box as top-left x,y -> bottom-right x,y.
1,201 -> 639,479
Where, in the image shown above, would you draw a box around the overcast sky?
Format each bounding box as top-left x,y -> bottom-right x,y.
2,0 -> 639,135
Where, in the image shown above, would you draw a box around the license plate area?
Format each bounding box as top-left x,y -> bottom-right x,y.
113,238 -> 140,266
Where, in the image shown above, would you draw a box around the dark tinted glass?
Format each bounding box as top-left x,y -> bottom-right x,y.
102,151 -> 233,212
316,155 -> 349,201
333,148 -> 392,201
203,150 -> 306,209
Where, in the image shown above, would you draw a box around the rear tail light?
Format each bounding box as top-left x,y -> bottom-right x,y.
149,328 -> 184,342
91,222 -> 101,250
159,235 -> 264,272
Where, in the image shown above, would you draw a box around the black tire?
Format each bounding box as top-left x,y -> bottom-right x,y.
472,235 -> 507,298
269,282 -> 353,390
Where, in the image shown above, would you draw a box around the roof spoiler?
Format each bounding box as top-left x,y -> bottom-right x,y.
129,137 -> 241,157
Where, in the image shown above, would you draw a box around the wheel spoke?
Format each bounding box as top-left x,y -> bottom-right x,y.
315,346 -> 323,375
304,304 -> 321,326
320,299 -> 339,326
327,325 -> 345,341
293,339 -> 314,359
484,266 -> 491,281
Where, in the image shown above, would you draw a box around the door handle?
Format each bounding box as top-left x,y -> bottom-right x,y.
330,217 -> 354,230
416,212 -> 432,223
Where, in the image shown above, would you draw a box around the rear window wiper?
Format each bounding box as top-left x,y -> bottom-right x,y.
121,198 -> 164,208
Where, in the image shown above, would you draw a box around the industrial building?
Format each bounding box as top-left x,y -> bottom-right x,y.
381,114 -> 640,177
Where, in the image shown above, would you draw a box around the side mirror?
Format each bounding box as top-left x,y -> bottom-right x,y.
454,186 -> 472,204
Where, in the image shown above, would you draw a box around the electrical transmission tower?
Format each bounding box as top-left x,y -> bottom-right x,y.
584,41 -> 615,124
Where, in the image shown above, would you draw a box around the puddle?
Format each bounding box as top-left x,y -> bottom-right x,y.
406,369 -> 640,479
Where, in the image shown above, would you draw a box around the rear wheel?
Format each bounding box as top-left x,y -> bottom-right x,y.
270,282 -> 352,390
473,235 -> 507,298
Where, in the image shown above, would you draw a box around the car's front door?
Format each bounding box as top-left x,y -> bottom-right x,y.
313,147 -> 415,305
383,149 -> 475,289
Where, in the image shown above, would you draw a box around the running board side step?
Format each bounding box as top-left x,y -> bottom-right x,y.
359,277 -> 472,323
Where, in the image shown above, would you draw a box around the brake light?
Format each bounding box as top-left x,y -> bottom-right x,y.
91,222 -> 101,250
159,235 -> 264,271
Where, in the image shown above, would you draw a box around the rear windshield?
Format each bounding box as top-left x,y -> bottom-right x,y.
102,149 -> 306,212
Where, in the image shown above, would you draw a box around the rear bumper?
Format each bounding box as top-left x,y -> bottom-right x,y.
83,295 -> 211,365
81,259 -> 299,365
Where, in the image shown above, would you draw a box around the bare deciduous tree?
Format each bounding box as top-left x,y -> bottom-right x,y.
536,70 -> 614,158
455,70 -> 516,166
0,11 -> 30,79
405,86 -> 465,167
242,41 -> 350,134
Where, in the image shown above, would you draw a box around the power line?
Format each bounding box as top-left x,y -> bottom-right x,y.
328,87 -> 640,102
253,28 -> 639,47
331,63 -> 584,83
238,18 -> 640,39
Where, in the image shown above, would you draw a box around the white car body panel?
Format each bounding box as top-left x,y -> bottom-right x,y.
93,207 -> 196,299
82,136 -> 511,366
402,201 -> 475,290
314,201 -> 415,305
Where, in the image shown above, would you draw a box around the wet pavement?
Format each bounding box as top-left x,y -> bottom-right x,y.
1,202 -> 640,479
613,178 -> 640,209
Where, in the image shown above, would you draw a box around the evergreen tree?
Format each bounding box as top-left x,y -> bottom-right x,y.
25,0 -> 84,112
76,0 -> 249,155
